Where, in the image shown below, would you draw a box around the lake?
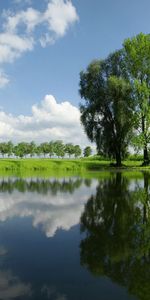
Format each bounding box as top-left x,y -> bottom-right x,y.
0,171 -> 149,300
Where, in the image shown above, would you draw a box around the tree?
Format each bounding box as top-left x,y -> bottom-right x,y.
74,145 -> 82,158
13,143 -> 28,158
79,50 -> 134,166
48,141 -> 54,158
123,33 -> 150,165
35,145 -> 42,157
0,142 -> 9,157
83,146 -> 92,157
40,142 -> 49,157
65,143 -> 75,158
6,141 -> 14,157
53,140 -> 65,158
29,141 -> 36,157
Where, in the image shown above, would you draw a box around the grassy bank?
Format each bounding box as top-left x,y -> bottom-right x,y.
0,158 -> 149,180
0,158 -> 110,173
0,157 -> 148,173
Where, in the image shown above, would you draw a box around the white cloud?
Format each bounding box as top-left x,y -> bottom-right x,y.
0,33 -> 34,63
0,1 -> 79,87
0,1 -> 78,63
44,0 -> 79,38
5,1 -> 78,38
0,94 -> 93,148
0,71 -> 9,88
4,7 -> 42,34
0,178 -> 98,237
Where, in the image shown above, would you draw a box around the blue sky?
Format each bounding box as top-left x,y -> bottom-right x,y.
0,0 -> 149,145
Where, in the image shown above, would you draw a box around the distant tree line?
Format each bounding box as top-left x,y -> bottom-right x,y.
0,141 -> 92,159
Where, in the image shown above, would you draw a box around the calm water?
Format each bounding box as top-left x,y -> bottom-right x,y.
0,172 -> 149,300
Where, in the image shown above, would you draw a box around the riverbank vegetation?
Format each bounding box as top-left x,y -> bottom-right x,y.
0,157 -> 149,175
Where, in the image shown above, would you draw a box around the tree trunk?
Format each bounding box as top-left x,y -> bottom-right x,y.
143,146 -> 149,165
116,151 -> 122,167
142,116 -> 149,165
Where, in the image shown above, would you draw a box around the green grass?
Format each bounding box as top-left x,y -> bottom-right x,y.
0,158 -> 150,178
0,158 -> 110,171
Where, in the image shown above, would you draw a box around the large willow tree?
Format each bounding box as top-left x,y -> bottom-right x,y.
79,50 -> 134,166
80,33 -> 150,166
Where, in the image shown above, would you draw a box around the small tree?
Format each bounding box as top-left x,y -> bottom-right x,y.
74,145 -> 82,158
65,143 -> 75,158
0,142 -> 8,157
54,140 -> 65,158
7,141 -> 14,157
40,142 -> 49,157
29,141 -> 37,157
48,141 -> 54,158
84,146 -> 92,157
13,143 -> 25,158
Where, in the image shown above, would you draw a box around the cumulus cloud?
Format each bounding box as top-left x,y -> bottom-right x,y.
4,1 -> 78,37
0,178 -> 98,237
0,33 -> 34,64
0,1 -> 78,72
0,1 -> 79,87
0,94 -> 93,148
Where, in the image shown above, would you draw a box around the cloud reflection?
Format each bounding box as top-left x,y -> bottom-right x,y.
0,177 -> 98,237
0,270 -> 31,299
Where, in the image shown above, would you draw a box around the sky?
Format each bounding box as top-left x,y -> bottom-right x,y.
0,0 -> 150,147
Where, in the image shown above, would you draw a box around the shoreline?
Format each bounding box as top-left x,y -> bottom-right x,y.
0,158 -> 150,175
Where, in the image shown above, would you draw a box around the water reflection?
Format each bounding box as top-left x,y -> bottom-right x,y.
80,172 -> 150,300
0,246 -> 31,299
0,177 -> 96,237
0,177 -> 85,194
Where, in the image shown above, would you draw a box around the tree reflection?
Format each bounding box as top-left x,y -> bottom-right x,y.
80,172 -> 150,300
0,177 -> 83,194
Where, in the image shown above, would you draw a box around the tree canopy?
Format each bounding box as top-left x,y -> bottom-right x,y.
123,33 -> 150,164
0,141 -> 83,159
79,50 -> 134,166
79,32 -> 150,166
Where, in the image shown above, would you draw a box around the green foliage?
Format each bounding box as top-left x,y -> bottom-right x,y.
13,142 -> 30,158
0,142 -> 13,157
48,141 -> 54,157
53,140 -> 65,158
74,145 -> 82,158
123,33 -> 150,163
29,141 -> 37,157
0,141 -> 82,159
65,143 -> 75,158
79,51 -> 134,166
83,146 -> 92,157
127,154 -> 143,161
40,142 -> 49,157
80,33 -> 150,165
